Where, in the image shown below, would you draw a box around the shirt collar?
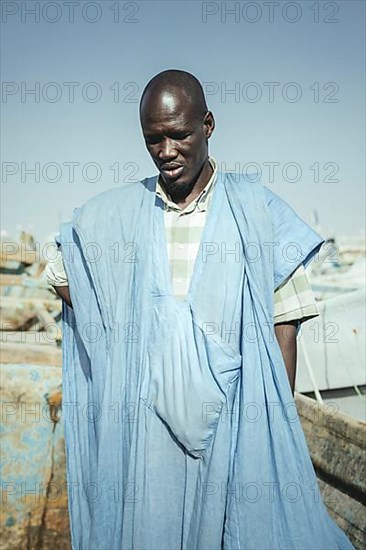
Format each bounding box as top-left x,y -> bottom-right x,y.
156,156 -> 218,214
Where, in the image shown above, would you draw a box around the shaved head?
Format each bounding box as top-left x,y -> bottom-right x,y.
139,70 -> 215,204
140,69 -> 208,121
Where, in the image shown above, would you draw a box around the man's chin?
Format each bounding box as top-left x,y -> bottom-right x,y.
161,176 -> 195,202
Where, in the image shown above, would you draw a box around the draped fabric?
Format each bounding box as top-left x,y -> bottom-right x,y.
59,172 -> 354,549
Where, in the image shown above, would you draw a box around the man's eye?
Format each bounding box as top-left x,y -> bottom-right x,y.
145,137 -> 160,145
145,132 -> 190,145
171,133 -> 190,140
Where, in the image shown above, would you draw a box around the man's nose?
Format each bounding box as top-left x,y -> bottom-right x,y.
158,138 -> 177,160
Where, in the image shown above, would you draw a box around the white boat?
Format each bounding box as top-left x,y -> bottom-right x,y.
297,237 -> 366,423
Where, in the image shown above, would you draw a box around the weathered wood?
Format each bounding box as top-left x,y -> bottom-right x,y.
0,311 -> 39,332
0,343 -> 62,366
33,305 -> 59,331
0,274 -> 25,286
0,249 -> 41,266
317,478 -> 366,550
296,393 -> 366,495
296,392 -> 366,549
1,362 -> 69,549
0,296 -> 61,311
0,237 -> 46,267
0,274 -> 50,288
0,332 -> 58,345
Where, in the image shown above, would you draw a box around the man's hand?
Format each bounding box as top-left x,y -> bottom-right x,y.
53,286 -> 72,308
274,321 -> 298,395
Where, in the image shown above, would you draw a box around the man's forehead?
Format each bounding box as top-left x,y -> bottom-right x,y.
141,103 -> 196,131
142,113 -> 192,134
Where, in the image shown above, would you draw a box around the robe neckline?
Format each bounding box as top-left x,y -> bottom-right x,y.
153,172 -> 225,308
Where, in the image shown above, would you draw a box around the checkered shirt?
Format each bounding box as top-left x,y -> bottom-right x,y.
156,157 -> 319,323
44,156 -> 319,324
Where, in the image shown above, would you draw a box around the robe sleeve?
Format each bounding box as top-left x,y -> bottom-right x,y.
264,186 -> 324,290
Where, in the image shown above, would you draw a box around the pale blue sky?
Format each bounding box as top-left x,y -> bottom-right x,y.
1,0 -> 365,244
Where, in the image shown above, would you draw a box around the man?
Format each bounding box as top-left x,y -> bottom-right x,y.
46,70 -> 354,549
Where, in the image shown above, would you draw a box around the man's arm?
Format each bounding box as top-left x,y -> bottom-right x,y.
273,264 -> 319,394
275,321 -> 297,395
43,247 -> 72,307
53,286 -> 72,308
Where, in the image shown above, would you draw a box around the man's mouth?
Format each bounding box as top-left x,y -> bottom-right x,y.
160,165 -> 184,179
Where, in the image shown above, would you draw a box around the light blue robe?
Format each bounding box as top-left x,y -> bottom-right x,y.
59,172 -> 354,549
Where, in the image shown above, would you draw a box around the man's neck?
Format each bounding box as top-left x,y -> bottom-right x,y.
173,159 -> 213,210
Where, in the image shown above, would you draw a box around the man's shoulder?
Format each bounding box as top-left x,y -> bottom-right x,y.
221,171 -> 276,206
222,170 -> 304,230
67,176 -> 157,237
74,176 -> 156,222
84,177 -> 155,210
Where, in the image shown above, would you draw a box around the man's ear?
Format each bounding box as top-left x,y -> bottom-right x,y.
203,111 -> 215,138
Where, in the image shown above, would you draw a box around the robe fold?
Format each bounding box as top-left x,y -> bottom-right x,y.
59,172 -> 354,549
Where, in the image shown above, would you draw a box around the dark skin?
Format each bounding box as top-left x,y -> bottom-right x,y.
274,321 -> 298,394
53,285 -> 72,307
140,88 -> 215,208
54,81 -> 299,394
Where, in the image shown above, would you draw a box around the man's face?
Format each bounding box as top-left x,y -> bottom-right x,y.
140,90 -> 214,200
